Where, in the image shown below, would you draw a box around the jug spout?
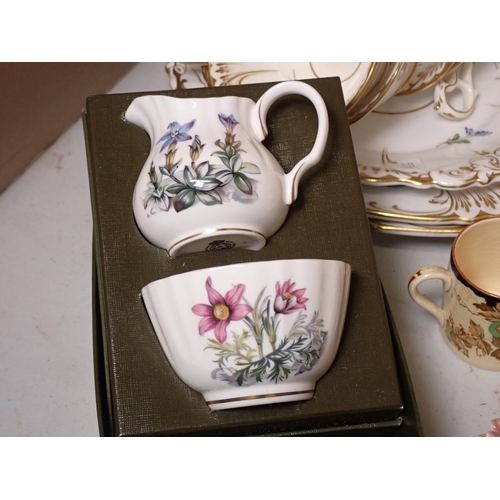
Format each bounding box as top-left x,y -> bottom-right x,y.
124,96 -> 163,143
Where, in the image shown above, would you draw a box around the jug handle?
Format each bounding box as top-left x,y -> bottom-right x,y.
251,81 -> 329,205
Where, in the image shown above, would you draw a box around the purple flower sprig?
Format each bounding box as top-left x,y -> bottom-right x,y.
157,120 -> 195,152
465,127 -> 492,137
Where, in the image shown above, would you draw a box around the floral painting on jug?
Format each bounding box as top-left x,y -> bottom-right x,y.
142,113 -> 261,215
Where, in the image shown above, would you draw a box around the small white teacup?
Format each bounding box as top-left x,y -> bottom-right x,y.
142,259 -> 351,410
408,217 -> 500,370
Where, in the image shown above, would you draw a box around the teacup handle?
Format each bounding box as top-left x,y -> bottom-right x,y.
433,62 -> 478,120
252,81 -> 329,205
408,266 -> 453,327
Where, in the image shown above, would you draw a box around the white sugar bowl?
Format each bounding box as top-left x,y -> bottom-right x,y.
142,259 -> 351,410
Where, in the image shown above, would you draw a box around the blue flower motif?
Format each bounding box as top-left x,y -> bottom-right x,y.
157,120 -> 195,152
218,113 -> 239,132
465,127 -> 492,137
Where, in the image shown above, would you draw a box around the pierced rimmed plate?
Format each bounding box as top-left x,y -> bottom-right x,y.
206,62 -> 377,108
362,183 -> 500,226
165,62 -> 210,89
167,62 -> 405,121
351,62 -> 500,190
165,62 -> 378,109
395,62 -> 461,96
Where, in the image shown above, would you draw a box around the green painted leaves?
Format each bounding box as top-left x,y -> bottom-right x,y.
166,164 -> 223,212
142,114 -> 261,215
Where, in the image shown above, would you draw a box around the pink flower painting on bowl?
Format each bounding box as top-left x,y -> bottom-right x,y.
192,274 -> 327,387
274,279 -> 308,314
192,277 -> 253,343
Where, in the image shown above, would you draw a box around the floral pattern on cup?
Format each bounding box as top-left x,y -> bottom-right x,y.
445,297 -> 500,362
192,276 -> 328,387
143,113 -> 261,215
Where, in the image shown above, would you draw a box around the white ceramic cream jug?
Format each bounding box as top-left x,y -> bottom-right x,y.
125,81 -> 329,258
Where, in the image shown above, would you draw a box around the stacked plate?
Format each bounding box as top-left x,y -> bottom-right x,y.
165,62 -> 500,237
351,62 -> 500,237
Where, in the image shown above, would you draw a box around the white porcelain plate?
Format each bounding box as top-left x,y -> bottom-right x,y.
369,219 -> 461,238
209,62 -> 376,108
362,183 -> 500,226
351,62 -> 500,190
165,62 -> 376,108
347,62 -> 408,124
